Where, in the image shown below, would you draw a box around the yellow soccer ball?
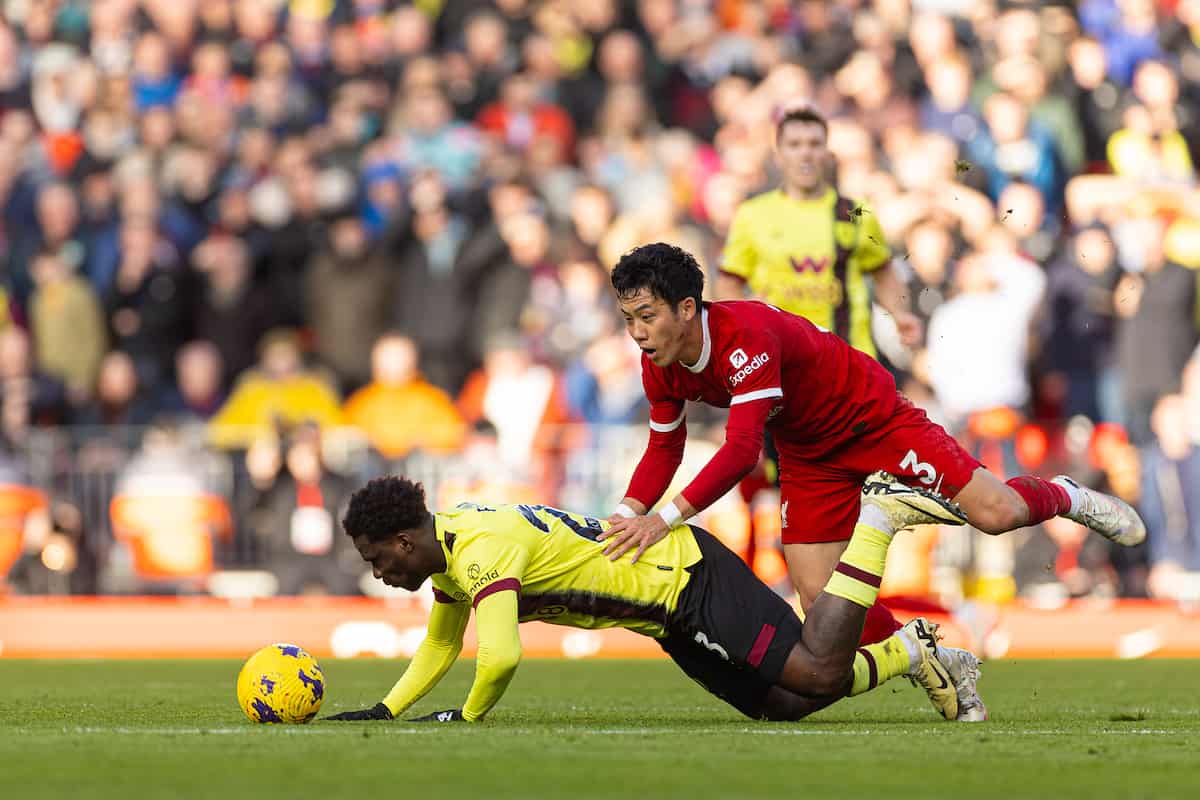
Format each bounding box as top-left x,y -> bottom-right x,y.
236,643 -> 326,724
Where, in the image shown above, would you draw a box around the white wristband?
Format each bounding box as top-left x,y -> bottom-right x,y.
613,503 -> 637,519
657,502 -> 682,528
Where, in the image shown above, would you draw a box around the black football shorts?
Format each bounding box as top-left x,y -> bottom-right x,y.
659,525 -> 804,719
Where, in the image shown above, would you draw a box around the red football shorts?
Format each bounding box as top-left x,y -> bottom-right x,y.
775,398 -> 983,545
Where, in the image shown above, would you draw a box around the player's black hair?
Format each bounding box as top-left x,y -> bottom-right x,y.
342,476 -> 431,543
775,106 -> 828,141
610,242 -> 705,311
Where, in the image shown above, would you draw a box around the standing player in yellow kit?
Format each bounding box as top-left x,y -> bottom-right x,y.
716,104 -> 923,645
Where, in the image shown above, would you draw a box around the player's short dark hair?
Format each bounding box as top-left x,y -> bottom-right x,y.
775,106 -> 828,140
342,476 -> 430,543
610,242 -> 704,311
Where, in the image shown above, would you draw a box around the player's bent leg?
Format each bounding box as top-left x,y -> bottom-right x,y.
952,467 -> 1146,546
949,468 -> 1031,534
778,474 -> 971,715
783,539 -> 850,611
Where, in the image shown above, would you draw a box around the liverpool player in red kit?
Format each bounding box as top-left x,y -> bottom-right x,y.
597,243 -> 1146,719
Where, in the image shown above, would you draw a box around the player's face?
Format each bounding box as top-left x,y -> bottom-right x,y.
776,121 -> 828,193
354,534 -> 429,591
618,288 -> 693,367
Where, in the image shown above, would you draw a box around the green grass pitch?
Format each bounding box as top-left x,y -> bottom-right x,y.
2,659 -> 1197,799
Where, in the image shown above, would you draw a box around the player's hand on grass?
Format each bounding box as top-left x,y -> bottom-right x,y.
597,514 -> 669,563
325,703 -> 393,721
408,709 -> 464,723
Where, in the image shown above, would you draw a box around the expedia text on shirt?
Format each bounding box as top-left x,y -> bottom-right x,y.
730,353 -> 770,385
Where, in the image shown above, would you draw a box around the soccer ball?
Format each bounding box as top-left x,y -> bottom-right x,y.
236,643 -> 326,724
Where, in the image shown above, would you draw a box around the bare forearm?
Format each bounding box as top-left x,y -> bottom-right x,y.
872,262 -> 910,317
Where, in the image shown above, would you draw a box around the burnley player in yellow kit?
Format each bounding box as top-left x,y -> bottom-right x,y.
325,474 -> 986,724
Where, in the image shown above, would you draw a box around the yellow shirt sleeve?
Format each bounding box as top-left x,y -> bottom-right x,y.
461,589 -> 522,721
853,205 -> 891,273
719,203 -> 757,280
381,597 -> 470,716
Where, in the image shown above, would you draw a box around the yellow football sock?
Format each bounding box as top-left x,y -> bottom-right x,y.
822,522 -> 891,609
849,635 -> 913,696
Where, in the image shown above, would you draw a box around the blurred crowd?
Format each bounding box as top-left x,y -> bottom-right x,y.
0,0 -> 1198,608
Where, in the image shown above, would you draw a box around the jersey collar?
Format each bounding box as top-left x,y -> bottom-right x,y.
433,513 -> 454,567
683,306 -> 711,373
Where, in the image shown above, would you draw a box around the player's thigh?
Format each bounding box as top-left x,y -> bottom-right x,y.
782,539 -> 849,611
850,399 -> 982,499
775,451 -> 862,546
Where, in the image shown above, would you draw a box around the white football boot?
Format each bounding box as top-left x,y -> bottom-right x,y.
1051,475 -> 1146,547
938,646 -> 988,722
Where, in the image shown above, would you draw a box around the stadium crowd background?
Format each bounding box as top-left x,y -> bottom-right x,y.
0,0 -> 1198,612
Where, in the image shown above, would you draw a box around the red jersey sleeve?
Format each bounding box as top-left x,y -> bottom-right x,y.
621,359 -> 687,509
678,328 -> 784,513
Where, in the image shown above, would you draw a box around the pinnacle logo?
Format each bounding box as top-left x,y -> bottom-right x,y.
730,348 -> 749,369
729,352 -> 770,385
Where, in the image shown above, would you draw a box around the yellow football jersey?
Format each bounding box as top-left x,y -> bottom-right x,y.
430,503 -> 702,638
720,188 -> 890,357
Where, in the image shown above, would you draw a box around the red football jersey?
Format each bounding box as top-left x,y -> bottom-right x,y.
624,301 -> 900,513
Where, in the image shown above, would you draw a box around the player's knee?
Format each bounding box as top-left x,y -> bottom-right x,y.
964,489 -> 1023,534
805,656 -> 852,699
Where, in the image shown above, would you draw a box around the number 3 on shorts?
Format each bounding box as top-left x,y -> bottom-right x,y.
900,449 -> 938,486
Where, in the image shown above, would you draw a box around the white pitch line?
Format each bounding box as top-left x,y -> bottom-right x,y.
3,726 -> 1182,737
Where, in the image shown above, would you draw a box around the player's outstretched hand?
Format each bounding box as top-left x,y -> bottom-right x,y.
325,703 -> 394,721
408,709 -> 464,723
596,514 -> 669,563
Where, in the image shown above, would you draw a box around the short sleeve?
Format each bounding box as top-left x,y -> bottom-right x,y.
853,205 -> 891,273
719,203 -> 756,280
448,537 -> 531,608
719,328 -> 783,407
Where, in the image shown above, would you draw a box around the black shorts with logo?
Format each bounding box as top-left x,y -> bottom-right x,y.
660,525 -> 804,719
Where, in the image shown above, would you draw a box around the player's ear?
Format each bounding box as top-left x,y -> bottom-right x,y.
677,297 -> 697,322
397,533 -> 415,553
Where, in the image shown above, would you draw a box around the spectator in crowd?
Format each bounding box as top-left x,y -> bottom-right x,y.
209,328 -> 342,450
926,227 -> 1047,434
28,250 -> 107,403
1141,393 -> 1200,600
102,216 -> 188,394
241,425 -> 357,596
158,340 -> 226,424
457,333 -> 574,497
390,169 -> 507,394
342,333 -> 467,461
1042,224 -> 1121,423
75,349 -> 159,428
1113,215 -> 1200,443
0,325 -> 70,443
304,213 -> 394,393
189,234 -> 284,388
